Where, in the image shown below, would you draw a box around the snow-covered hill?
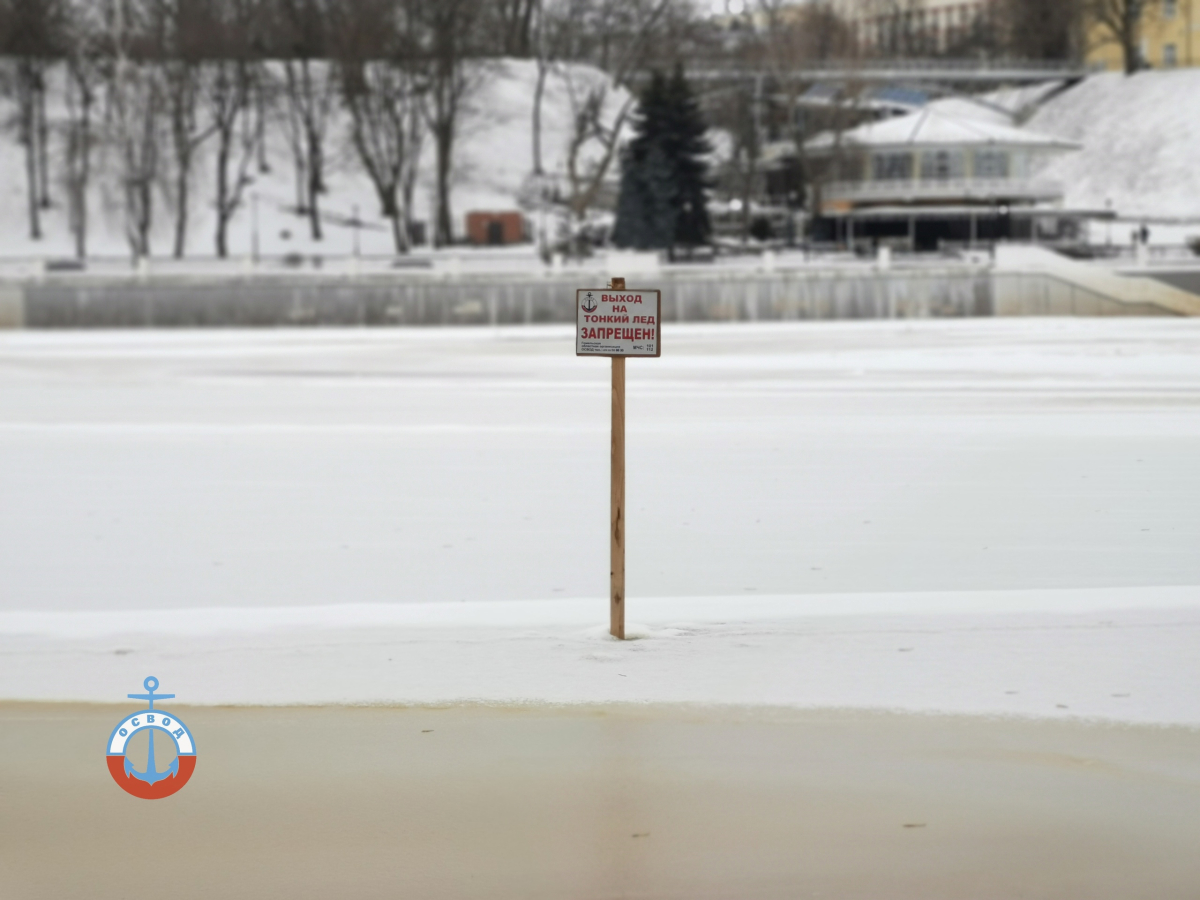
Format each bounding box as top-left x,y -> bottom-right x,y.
1027,70 -> 1200,221
0,59 -> 630,260
7,61 -> 1199,258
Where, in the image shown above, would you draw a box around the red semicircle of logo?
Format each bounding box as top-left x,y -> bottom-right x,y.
107,755 -> 196,799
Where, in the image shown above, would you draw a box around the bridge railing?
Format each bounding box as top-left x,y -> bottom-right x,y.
674,58 -> 1095,83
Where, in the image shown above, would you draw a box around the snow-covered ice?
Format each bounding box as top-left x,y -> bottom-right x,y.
1,319 -> 1198,722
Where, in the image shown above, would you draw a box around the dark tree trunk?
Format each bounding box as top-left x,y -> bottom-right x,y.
75,114 -> 91,258
36,78 -> 50,209
307,135 -> 323,241
66,63 -> 95,260
174,152 -> 190,258
24,117 -> 40,240
403,162 -> 418,247
18,62 -> 41,241
390,213 -> 402,254
215,133 -> 231,258
532,58 -> 546,175
256,73 -> 270,174
435,126 -> 454,246
1122,32 -> 1140,74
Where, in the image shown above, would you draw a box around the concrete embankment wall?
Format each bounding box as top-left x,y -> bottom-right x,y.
2,268 -> 994,328
1,256 -> 1194,329
992,245 -> 1200,317
992,272 -> 1172,317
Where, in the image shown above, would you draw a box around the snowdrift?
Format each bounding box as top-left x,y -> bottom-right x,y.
1027,69 -> 1200,220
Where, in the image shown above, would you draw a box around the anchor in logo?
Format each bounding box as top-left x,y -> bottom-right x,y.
123,677 -> 179,785
106,676 -> 197,799
581,292 -> 598,313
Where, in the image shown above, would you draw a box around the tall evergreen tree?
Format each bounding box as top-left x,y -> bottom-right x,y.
612,64 -> 711,254
612,146 -> 649,249
663,64 -> 711,250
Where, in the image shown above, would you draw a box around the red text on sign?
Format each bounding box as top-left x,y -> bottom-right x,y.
580,327 -> 656,342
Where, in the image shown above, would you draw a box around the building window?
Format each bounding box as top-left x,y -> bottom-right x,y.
920,149 -> 965,181
974,150 -> 1010,179
873,152 -> 913,181
1164,0 -> 1177,19
1164,43 -> 1178,67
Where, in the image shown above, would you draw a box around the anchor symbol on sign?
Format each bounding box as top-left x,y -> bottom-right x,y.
582,292 -> 598,313
123,676 -> 180,786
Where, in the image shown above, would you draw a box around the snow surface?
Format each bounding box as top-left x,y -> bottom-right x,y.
807,105 -> 1076,150
1028,70 -> 1200,221
2,319 -> 1199,722
3,588 -> 1199,724
0,59 -> 628,260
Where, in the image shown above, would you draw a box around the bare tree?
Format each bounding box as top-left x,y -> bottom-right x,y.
338,1 -> 426,253
284,56 -> 335,239
415,0 -> 483,247
558,0 -> 677,229
158,0 -> 221,258
118,68 -> 165,258
754,0 -> 860,237
494,0 -> 537,57
1,0 -> 66,240
62,0 -> 103,258
531,0 -> 548,176
107,0 -> 166,259
253,60 -> 271,174
716,84 -> 761,244
278,0 -> 335,240
206,0 -> 261,257
1085,0 -> 1156,73
997,0 -> 1082,62
13,59 -> 46,239
524,0 -> 555,259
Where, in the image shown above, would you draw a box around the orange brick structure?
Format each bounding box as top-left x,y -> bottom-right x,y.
466,211 -> 526,246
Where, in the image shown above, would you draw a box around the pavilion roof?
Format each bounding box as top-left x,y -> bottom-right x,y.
805,107 -> 1080,153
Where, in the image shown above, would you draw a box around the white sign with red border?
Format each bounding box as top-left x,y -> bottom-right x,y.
575,288 -> 662,358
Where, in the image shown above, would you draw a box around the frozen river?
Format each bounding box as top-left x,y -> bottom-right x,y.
1,319 -> 1198,720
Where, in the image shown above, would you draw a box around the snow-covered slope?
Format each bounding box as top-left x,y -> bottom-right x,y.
0,59 -> 629,260
1027,70 -> 1200,220
8,62 -> 1200,256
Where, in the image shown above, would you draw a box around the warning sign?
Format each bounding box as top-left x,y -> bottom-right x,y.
575,289 -> 662,358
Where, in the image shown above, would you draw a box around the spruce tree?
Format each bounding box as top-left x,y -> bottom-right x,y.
612,146 -> 650,249
612,66 -> 711,253
664,64 -> 712,250
641,142 -> 679,250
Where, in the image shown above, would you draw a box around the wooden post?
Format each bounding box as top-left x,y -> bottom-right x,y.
610,277 -> 626,639
611,355 -> 625,639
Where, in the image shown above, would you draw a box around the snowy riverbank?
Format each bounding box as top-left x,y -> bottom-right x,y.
2,319 -> 1198,722
4,587 -> 1199,725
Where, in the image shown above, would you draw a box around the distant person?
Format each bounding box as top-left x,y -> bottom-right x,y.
1139,224 -> 1151,245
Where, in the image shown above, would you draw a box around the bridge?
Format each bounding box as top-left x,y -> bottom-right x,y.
652,58 -> 1093,87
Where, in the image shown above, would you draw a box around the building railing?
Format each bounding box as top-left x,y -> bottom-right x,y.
823,177 -> 1066,205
